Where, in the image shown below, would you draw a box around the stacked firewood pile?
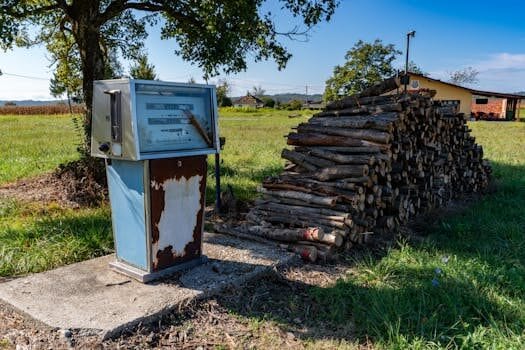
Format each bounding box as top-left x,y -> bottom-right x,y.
215,78 -> 491,262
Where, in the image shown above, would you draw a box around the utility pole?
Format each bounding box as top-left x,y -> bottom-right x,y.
404,30 -> 416,93
305,85 -> 309,106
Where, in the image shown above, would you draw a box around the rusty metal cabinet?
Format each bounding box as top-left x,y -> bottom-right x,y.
106,156 -> 208,282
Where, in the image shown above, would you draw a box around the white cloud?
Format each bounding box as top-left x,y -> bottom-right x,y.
0,75 -> 54,101
475,53 -> 525,71
426,53 -> 525,93
472,53 -> 525,92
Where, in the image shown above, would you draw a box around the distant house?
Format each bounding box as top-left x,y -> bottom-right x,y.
233,93 -> 265,108
404,73 -> 523,120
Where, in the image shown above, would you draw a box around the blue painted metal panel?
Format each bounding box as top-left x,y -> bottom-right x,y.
107,160 -> 148,270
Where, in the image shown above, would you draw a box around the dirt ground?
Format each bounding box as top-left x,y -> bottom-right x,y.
0,173 -> 80,208
0,260 -> 371,350
0,158 -> 107,208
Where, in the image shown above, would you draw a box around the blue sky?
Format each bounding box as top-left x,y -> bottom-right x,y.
1,0 -> 524,100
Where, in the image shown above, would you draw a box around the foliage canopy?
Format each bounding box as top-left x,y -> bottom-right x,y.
324,39 -> 401,102
129,53 -> 157,80
216,79 -> 232,107
1,0 -> 338,150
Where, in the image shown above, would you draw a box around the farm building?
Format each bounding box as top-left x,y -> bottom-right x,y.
404,73 -> 523,120
233,93 -> 265,108
470,92 -> 522,120
302,100 -> 326,110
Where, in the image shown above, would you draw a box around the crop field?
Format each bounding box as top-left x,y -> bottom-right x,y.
0,112 -> 524,348
0,104 -> 85,116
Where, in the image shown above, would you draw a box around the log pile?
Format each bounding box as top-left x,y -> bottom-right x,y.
215,78 -> 491,262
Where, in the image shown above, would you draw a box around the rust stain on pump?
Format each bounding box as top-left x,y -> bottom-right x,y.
149,156 -> 207,271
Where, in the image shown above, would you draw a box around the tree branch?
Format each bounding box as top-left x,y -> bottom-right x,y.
123,2 -> 165,12
1,3 -> 62,19
99,1 -> 201,28
99,1 -> 163,23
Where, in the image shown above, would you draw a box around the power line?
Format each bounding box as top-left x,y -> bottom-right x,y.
0,70 -> 327,93
1,72 -> 49,81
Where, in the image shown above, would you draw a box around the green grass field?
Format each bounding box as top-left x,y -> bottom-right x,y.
1,112 -> 524,348
213,108 -> 311,200
0,114 -> 80,184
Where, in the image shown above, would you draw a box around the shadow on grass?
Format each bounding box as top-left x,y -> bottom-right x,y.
214,265 -> 523,347
211,162 -> 525,347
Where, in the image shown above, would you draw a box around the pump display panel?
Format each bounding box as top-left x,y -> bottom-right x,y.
91,79 -> 219,160
135,84 -> 213,154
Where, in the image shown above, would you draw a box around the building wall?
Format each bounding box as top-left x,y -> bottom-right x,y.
471,96 -> 506,117
408,76 -> 473,115
233,95 -> 264,108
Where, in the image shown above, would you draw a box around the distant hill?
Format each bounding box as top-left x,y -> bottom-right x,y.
3,93 -> 327,106
270,93 -> 323,103
231,93 -> 323,104
515,91 -> 525,96
0,99 -> 66,106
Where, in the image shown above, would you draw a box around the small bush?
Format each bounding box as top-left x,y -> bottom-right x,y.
220,96 -> 233,107
261,97 -> 275,108
286,99 -> 303,110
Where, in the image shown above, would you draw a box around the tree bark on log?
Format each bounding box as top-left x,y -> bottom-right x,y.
288,133 -> 390,150
326,95 -> 399,111
297,125 -> 392,144
282,149 -> 335,168
319,233 -> 343,247
252,210 -> 349,231
214,223 -> 326,244
258,187 -> 338,206
297,146 -> 388,156
313,165 -> 369,181
276,176 -> 365,193
313,103 -> 402,118
263,181 -> 362,201
262,183 -> 332,197
308,114 -> 397,132
280,149 -> 318,171
298,148 -> 377,165
254,200 -> 352,219
254,206 -> 353,228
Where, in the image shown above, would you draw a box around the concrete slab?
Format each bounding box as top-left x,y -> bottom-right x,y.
0,232 -> 296,339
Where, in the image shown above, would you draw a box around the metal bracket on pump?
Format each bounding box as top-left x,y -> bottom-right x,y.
103,89 -> 122,156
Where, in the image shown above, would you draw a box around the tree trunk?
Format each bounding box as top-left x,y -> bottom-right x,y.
66,90 -> 73,114
70,6 -> 105,155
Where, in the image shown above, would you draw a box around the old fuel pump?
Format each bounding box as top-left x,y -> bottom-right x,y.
91,79 -> 220,282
